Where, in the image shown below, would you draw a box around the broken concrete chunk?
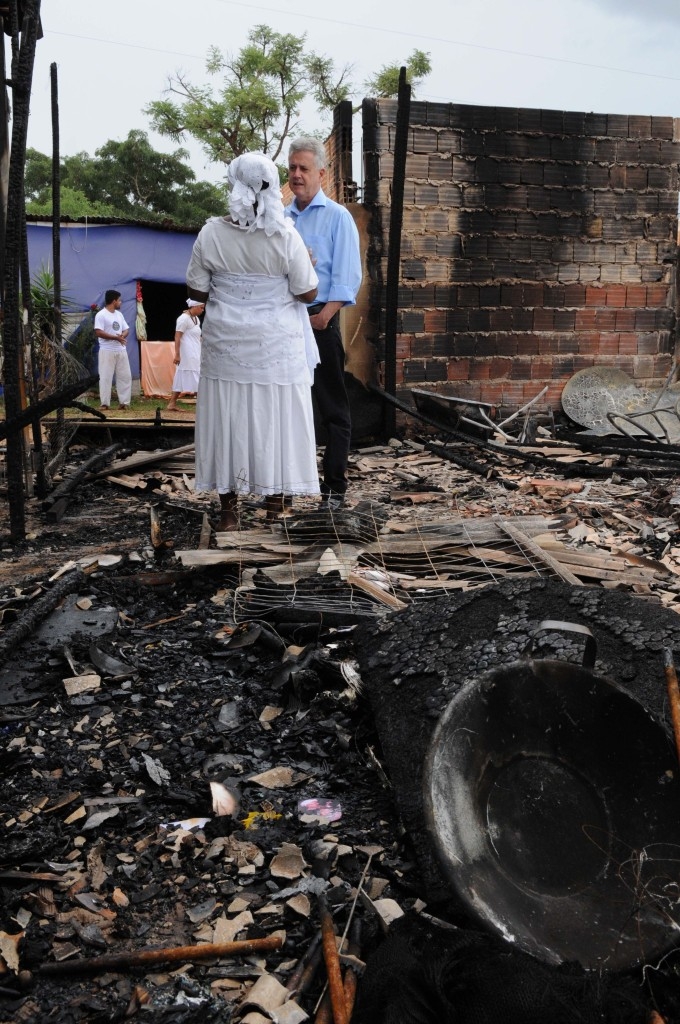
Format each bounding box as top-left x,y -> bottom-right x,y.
63,674 -> 101,697
239,972 -> 288,1013
269,843 -> 308,881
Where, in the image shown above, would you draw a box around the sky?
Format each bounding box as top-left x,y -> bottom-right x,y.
21,0 -> 680,191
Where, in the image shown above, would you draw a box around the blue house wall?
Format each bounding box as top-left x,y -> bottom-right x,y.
26,222 -> 198,379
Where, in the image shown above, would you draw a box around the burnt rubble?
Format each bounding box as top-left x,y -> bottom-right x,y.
1,438 -> 680,1022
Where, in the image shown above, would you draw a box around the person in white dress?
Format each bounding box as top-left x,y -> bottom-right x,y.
167,298 -> 204,411
186,151 -> 320,530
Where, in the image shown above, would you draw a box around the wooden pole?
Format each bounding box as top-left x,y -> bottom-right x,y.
662,649 -> 680,765
318,896 -> 348,1024
2,0 -> 41,539
37,934 -> 283,976
382,67 -> 411,440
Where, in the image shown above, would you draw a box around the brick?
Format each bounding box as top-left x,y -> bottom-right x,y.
424,360 -> 448,381
457,286 -> 480,307
424,262 -> 451,284
518,108 -> 543,131
543,286 -> 566,307
411,337 -> 434,357
629,115 -> 652,138
586,286 -> 604,306
411,128 -> 438,154
557,265 -> 580,284
489,356 -> 513,378
541,109 -> 564,133
618,334 -> 638,354
563,284 -> 586,305
534,309 -> 555,330
403,360 -> 427,382
620,264 -> 642,283
625,167 -> 648,189
401,311 -> 424,332
490,309 -> 515,330
517,336 -> 540,355
402,259 -> 427,281
603,285 -> 627,307
607,114 -> 629,138
447,358 -> 471,380
429,154 -> 453,179
615,310 -> 636,331
584,112 -> 608,135
432,334 -> 457,357
476,336 -> 499,356
469,360 -> 491,380
396,337 -> 411,359
411,286 -> 437,307
412,235 -> 438,256
414,183 -> 439,204
641,266 -> 664,283
596,334 -> 620,356
523,284 -> 544,306
626,285 -> 647,305
436,130 -> 462,154
600,264 -> 622,283
426,210 -> 450,232
602,218 -> 646,241
469,309 -> 491,330
646,284 -> 669,305
554,310 -> 576,330
479,285 -> 502,306
451,335 -> 476,356
434,285 -> 456,306
512,309 -> 534,331
404,154 -> 430,178
438,183 -> 463,206
423,310 -> 447,332
585,165 -> 610,188
450,262 -> 472,284
426,103 -> 452,128
637,334 -> 661,355
447,310 -> 470,331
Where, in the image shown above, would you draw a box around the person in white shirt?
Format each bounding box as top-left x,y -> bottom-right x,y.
93,289 -> 131,410
186,151 -> 319,530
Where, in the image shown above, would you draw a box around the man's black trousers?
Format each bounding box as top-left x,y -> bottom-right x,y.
311,317 -> 351,497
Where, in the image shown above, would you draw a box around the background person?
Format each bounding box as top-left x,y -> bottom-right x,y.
167,298 -> 204,411
93,289 -> 131,410
285,137 -> 362,509
186,151 -> 320,531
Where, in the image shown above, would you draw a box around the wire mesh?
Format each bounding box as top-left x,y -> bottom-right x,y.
230,500 -> 563,622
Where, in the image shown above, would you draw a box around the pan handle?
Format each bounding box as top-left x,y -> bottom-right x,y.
524,620 -> 596,669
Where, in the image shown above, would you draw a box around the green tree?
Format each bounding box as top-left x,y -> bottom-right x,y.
145,25 -> 353,165
364,50 -> 432,98
24,132 -> 227,227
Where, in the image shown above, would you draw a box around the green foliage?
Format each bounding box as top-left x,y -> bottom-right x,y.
24,133 -> 228,228
145,25 -> 353,165
364,49 -> 432,98
27,184 -> 116,219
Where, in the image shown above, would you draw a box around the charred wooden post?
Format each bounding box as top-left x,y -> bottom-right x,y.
21,203 -> 49,496
382,66 -> 411,440
50,60 -> 66,470
0,374 -> 98,441
2,0 -> 41,539
0,566 -> 82,662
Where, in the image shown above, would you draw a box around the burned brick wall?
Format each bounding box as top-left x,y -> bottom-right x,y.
362,98 -> 680,409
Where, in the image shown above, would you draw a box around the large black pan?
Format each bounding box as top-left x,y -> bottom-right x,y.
423,622 -> 680,970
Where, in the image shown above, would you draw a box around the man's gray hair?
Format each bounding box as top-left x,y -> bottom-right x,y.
288,136 -> 327,170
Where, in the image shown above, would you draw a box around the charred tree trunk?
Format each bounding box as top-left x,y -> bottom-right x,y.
2,0 -> 41,540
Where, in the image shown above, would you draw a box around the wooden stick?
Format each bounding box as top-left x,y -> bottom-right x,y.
343,919 -> 361,1019
662,649 -> 680,765
318,896 -> 348,1024
286,930 -> 322,999
314,990 -> 333,1024
37,934 -> 283,976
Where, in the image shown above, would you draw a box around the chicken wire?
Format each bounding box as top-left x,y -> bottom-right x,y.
231,502 -> 564,622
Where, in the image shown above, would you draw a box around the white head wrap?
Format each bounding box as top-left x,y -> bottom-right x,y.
186,298 -> 203,308
227,152 -> 286,236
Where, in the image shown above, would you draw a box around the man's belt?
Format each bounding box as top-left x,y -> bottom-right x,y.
306,302 -> 326,315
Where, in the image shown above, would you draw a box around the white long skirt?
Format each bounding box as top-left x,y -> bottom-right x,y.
194,378 -> 320,496
171,334 -> 201,393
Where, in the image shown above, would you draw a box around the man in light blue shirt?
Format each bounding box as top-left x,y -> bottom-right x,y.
285,137 -> 362,506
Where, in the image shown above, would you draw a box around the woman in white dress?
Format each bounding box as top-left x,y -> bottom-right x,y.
186,152 -> 320,530
166,299 -> 204,411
